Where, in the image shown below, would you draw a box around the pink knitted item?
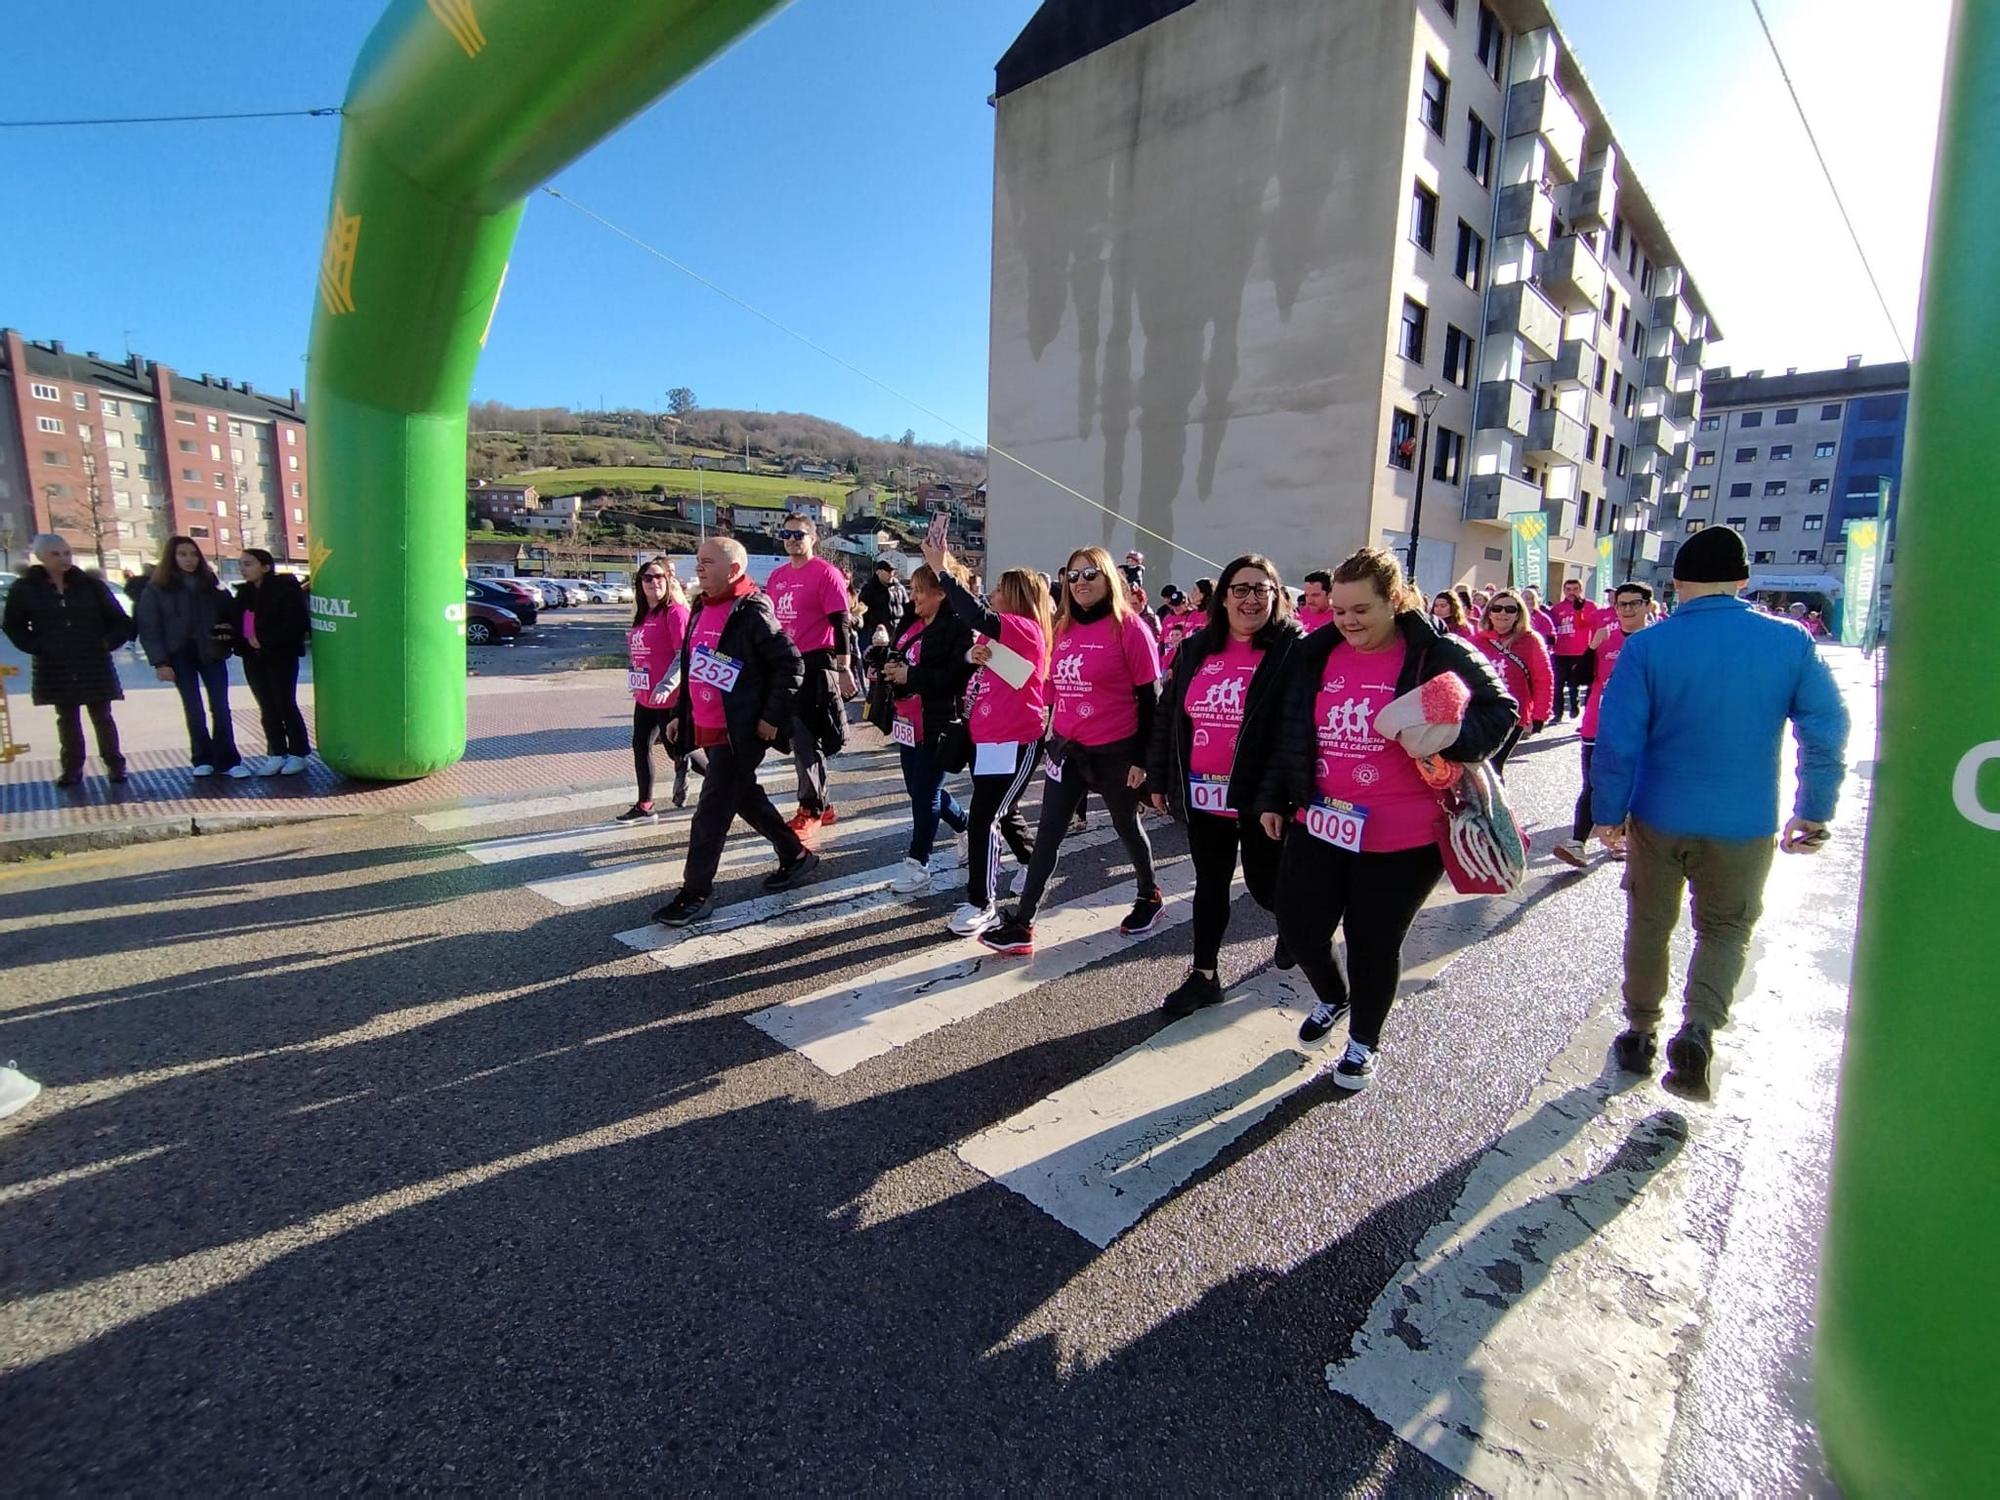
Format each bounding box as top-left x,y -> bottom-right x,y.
1418,670 -> 1471,724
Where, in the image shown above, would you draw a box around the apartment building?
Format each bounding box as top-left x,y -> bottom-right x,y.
985,0 -> 1717,599
1676,358 -> 1909,606
1,330 -> 310,579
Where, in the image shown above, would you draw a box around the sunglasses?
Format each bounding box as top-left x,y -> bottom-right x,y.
1065,567 -> 1103,584
776,528 -> 808,541
1488,605 -> 1520,615
639,573 -> 667,584
1226,581 -> 1276,599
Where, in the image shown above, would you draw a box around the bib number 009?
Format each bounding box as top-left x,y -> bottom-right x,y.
1304,799 -> 1368,852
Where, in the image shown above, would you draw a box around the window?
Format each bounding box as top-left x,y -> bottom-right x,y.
208,443 -> 222,461
229,421 -> 243,437
1586,424 -> 1600,463
106,429 -> 124,449
1691,484 -> 1712,502
1695,450 -> 1716,467
174,409 -> 195,425
189,525 -> 211,539
1700,416 -> 1721,431
184,498 -> 205,512
1730,482 -> 1753,498
287,454 -> 300,471
113,490 -> 132,509
1752,550 -> 1776,565
1820,403 -> 1843,420
1833,548 -> 1848,564
1725,516 -> 1748,531
1627,240 -> 1638,275
290,482 -> 302,498
1442,325 -> 1474,387
1595,496 -> 1609,530
285,428 -> 297,446
103,398 -> 122,417
1594,359 -> 1608,396
109,459 -> 129,479
42,450 -> 68,466
1400,297 -> 1428,362
1624,386 -> 1637,419
1774,407 -> 1799,426
73,391 -> 89,410
1735,447 -> 1758,463
133,432 -> 152,450
1615,443 -> 1629,478
1853,434 -> 1895,460
1410,180 -> 1439,251
1419,61 -> 1449,138
181,467 -> 202,482
1796,550 -> 1820,564
1612,219 -> 1625,257
31,382 -> 60,401
178,439 -> 197,454
1610,372 -> 1622,404
1465,111 -> 1494,187
1388,408 -> 1418,470
1740,410 -> 1764,428
1815,441 -> 1836,458
292,507 -> 306,523
1759,515 -> 1783,531
139,463 -> 158,480
213,472 -> 226,489
1432,427 -> 1465,484
1770,444 -> 1793,461
1476,3 -> 1503,78
1603,287 -> 1617,321
1809,477 -> 1830,494
37,415 -> 64,434
1803,514 -> 1824,531
1686,519 -> 1704,535
231,448 -> 244,465
206,415 -> 219,432
1618,307 -> 1630,341
1454,221 -> 1485,289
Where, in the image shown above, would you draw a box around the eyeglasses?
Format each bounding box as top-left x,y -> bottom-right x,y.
1226,581 -> 1276,599
1615,599 -> 1648,609
1488,605 -> 1520,615
1064,567 -> 1103,584
777,528 -> 808,541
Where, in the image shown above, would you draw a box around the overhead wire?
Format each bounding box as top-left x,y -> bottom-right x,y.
1746,0 -> 1913,362
538,185 -> 1221,570
0,107 -> 342,129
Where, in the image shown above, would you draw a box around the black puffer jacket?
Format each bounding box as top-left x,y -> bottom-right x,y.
888,607 -> 974,757
136,573 -> 237,667
1146,616 -> 1305,821
671,590 -> 805,756
3,566 -> 132,707
233,573 -> 310,660
1254,611 -> 1517,821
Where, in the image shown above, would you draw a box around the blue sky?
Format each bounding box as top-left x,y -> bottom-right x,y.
0,0 -> 1948,444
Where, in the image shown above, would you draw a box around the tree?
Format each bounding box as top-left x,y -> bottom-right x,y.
667,387 -> 698,419
477,518 -> 496,532
900,428 -> 916,450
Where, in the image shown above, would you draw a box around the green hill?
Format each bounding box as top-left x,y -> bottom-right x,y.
504,466 -> 853,511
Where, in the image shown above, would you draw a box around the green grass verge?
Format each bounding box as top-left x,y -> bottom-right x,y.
504,466 -> 854,510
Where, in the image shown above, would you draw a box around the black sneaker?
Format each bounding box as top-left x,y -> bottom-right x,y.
54,771 -> 82,789
1272,935 -> 1295,971
1298,999 -> 1349,1045
671,761 -> 690,809
763,847 -> 822,891
1120,887 -> 1165,936
652,890 -> 713,927
1331,1040 -> 1377,1091
1613,1028 -> 1658,1074
614,803 -> 657,825
106,761 -> 128,785
979,911 -> 1035,956
1161,970 -> 1224,1019
1664,1024 -> 1713,1097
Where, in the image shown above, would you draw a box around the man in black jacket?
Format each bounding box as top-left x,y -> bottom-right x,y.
3,533 -> 132,787
857,558 -> 909,643
655,538 -> 820,927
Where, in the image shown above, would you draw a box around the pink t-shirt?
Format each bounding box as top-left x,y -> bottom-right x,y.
1184,636 -> 1262,780
767,557 -> 849,655
1301,641 -> 1440,853
687,601 -> 731,732
892,618 -> 926,743
965,612 -> 1049,745
1294,605 -> 1334,636
627,600 -> 690,706
1579,625 -> 1630,740
1050,612 -> 1161,746
1550,598 -> 1602,657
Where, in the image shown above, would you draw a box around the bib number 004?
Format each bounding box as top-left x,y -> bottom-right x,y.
1304,798 -> 1368,852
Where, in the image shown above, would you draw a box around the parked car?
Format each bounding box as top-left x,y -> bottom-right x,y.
507,578 -> 564,608
464,599 -> 521,645
469,577 -> 537,626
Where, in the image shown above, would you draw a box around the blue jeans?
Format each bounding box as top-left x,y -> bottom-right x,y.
170,646 -> 239,769
899,743 -> 967,862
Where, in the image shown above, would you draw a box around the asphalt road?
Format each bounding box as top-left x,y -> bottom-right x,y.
0,656 -> 1874,1493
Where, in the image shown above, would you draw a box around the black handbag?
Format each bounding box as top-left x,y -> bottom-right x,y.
936,717 -> 972,774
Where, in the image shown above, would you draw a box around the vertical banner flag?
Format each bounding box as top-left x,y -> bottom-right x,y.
1596,534 -> 1615,596
1510,514 -> 1548,594
1839,496 -> 1885,647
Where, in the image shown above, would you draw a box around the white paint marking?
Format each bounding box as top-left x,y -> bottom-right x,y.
956,971 -> 1320,1247
747,858 -> 1202,1075
416,786 -> 637,833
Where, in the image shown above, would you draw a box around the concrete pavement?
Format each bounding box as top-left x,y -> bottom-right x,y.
0,648 -> 1875,1491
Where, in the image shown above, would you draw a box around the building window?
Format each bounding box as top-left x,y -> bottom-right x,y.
1686,519 -> 1704,535
1815,441 -> 1836,458
106,429 -> 124,449
213,472 -> 227,489
1691,484 -> 1712,502
181,467 -> 201,482
1752,550 -> 1776,565
133,432 -> 152,450
31,382 -> 61,401
1796,550 -> 1820,564
1852,434 -> 1895,461
1603,287 -> 1616,321
1759,515 -> 1783,531
37,416 -> 64,434
1725,516 -> 1748,531
178,439 -> 197,454
1700,416 -> 1721,431
73,391 -> 89,410
1419,61 -> 1449,138
1627,240 -> 1638,275
110,459 -> 129,479
1465,111 -> 1494,187
229,421 -> 243,437
1833,549 -> 1847,564
1388,408 -> 1418,470
1454,221 -> 1485,290
1432,428 -> 1465,484
1809,478 -> 1830,494
1410,181 -> 1439,253
206,415 -> 219,432
210,443 -> 223,461
1640,260 -> 1653,294
189,525 -> 211,539
1770,444 -> 1793,461
1624,386 -> 1637,419
102,398 -> 122,417
231,448 -> 245,465
1610,372 -> 1622,404
42,450 -> 68,466
1740,410 -> 1764,428
1820,403 -> 1842,420
139,464 -> 158,480
1594,358 -> 1608,396
1735,447 -> 1758,463
1730,482 -> 1753,498
1695,450 -> 1716,467
1775,407 -> 1799,425
292,507 -> 306,523
287,454 -> 300,471
184,498 -> 206,512
175,409 -> 195,425
1615,443 -> 1629,478
1442,325 -> 1473,388
1476,3 -> 1503,78
1400,297 -> 1428,363
1618,307 -> 1630,341
1803,515 -> 1824,531
290,482 -> 302,498
286,428 -> 297,446
1585,424 -> 1600,463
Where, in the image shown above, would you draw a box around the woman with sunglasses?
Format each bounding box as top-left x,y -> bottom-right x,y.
1473,588 -> 1553,773
981,546 -> 1163,956
1146,554 -> 1304,1015
616,563 -> 705,822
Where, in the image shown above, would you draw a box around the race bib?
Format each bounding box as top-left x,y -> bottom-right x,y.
1304,797 -> 1369,852
973,740 -> 1019,776
1188,773 -> 1232,815
627,668 -> 652,694
690,644 -> 743,693
890,716 -> 918,748
1045,755 -> 1064,785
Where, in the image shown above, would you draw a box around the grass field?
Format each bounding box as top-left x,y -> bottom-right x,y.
504,466 -> 854,511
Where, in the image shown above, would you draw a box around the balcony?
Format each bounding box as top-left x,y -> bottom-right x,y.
1542,495 -> 1580,537
1526,406 -> 1587,466
1495,182 -> 1555,250
1475,379 -> 1534,439
1669,388 -> 1700,424
1548,336 -> 1593,389
1485,280 -> 1562,362
1638,531 -> 1663,565
1628,470 -> 1662,505
1537,233 -> 1608,315
1637,413 -> 1689,457
1650,291 -> 1694,343
1642,355 -> 1676,392
1662,441 -> 1692,480
1506,76 -> 1585,182
1464,472 -> 1545,525
1568,152 -> 1616,229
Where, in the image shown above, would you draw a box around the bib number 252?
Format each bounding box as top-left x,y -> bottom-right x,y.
690,645 -> 743,693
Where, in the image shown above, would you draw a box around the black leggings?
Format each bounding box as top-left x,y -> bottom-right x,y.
1186,810 -> 1281,971
1572,739 -> 1596,842
632,704 -> 706,804
1555,652 -> 1593,717
966,740 -> 1042,907
1014,741 -> 1155,922
1274,834 -> 1444,1048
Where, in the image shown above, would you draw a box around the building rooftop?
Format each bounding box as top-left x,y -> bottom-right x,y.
1,331 -> 304,423
1701,359 -> 1911,407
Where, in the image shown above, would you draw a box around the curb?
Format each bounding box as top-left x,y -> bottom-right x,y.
0,809 -> 355,863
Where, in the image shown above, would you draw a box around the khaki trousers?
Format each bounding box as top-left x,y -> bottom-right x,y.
1621,818 -> 1778,1032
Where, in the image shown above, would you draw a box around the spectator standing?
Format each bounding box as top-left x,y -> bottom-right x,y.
2,533 -> 131,787
232,549 -> 312,775
857,558 -> 909,643
136,534 -> 243,777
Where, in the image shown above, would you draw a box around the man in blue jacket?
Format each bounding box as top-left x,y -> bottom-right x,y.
1590,524 -> 1849,1096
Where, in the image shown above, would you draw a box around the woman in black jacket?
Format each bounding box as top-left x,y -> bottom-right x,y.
233,549 -> 312,775
881,563 -> 976,893
2,532 -> 132,787
1254,547 -> 1516,1088
1145,553 -> 1305,1017
135,534 -> 243,776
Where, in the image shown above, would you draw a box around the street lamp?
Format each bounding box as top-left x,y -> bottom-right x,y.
1623,503 -> 1645,581
1404,384 -> 1446,585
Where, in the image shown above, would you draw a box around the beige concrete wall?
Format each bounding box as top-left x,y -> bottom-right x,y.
987,0 -> 1417,586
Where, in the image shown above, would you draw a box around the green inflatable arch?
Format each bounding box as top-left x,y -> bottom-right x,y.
307,0 -> 784,779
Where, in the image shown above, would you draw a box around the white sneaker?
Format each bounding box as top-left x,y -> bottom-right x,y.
888,857 -> 933,894
256,755 -> 285,776
0,1064 -> 42,1120
226,762 -> 257,779
279,755 -> 309,775
190,763 -> 215,777
948,902 -> 999,937
1552,839 -> 1590,869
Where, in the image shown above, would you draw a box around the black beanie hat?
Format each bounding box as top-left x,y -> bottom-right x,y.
1674,524 -> 1750,583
